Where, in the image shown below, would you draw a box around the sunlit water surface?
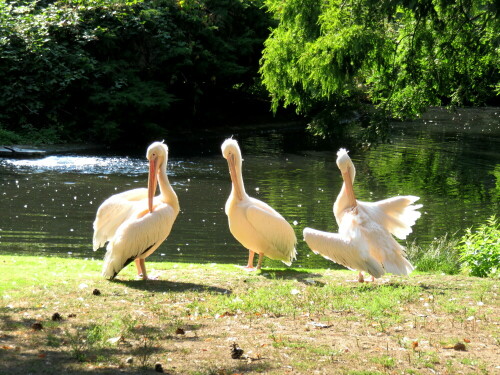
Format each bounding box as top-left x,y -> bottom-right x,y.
1,108 -> 498,269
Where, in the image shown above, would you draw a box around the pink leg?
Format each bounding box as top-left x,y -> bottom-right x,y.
135,259 -> 149,280
244,250 -> 255,270
256,253 -> 264,270
358,272 -> 365,283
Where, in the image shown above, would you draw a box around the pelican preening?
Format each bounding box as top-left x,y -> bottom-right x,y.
221,138 -> 297,270
303,148 -> 422,282
93,141 -> 179,280
93,140 -> 421,280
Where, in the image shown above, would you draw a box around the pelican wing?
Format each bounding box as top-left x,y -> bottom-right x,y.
93,188 -> 148,250
360,195 -> 422,240
303,227 -> 385,278
245,202 -> 297,265
102,204 -> 178,279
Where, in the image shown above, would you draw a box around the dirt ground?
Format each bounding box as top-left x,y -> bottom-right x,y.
1,265 -> 499,375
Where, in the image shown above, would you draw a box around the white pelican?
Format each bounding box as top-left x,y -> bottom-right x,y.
303,148 -> 422,282
93,141 -> 179,280
221,138 -> 297,270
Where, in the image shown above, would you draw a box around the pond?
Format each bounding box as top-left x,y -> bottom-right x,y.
1,107 -> 499,269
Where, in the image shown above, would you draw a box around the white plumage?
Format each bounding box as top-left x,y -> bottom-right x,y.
303,148 -> 421,281
222,138 -> 297,269
93,142 -> 179,279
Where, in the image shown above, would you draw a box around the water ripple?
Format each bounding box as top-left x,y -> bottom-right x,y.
1,156 -> 183,176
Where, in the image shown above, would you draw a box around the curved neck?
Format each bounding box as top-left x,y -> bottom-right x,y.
230,154 -> 247,200
333,165 -> 357,221
158,163 -> 179,213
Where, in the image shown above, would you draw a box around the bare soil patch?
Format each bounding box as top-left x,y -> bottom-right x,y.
1,258 -> 498,374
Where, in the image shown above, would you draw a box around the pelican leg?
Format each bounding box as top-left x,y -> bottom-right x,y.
135,259 -> 149,280
244,250 -> 255,270
358,272 -> 365,283
256,253 -> 264,270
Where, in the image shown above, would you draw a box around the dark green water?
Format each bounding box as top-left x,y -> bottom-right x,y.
1,108 -> 498,269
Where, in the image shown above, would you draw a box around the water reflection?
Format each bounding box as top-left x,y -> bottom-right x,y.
0,108 -> 498,268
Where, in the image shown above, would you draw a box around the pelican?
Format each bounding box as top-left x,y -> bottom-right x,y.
93,141 -> 179,280
221,138 -> 297,270
303,148 -> 422,282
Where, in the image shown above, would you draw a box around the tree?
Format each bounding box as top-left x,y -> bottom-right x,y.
260,0 -> 500,143
0,0 -> 273,145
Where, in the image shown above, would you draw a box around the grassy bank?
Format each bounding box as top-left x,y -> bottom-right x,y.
1,255 -> 498,374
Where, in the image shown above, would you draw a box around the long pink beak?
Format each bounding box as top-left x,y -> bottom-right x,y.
342,169 -> 357,209
148,158 -> 157,213
228,154 -> 243,201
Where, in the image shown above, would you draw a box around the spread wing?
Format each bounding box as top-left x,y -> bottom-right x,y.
245,200 -> 297,265
93,188 -> 148,250
102,204 -> 178,279
360,196 -> 422,240
303,227 -> 385,278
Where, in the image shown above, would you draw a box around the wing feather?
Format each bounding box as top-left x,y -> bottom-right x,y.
245,202 -> 297,265
93,188 -> 148,249
303,227 -> 385,278
360,196 -> 422,239
102,204 -> 177,279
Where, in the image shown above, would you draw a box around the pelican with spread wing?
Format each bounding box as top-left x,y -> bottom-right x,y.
303,148 -> 421,282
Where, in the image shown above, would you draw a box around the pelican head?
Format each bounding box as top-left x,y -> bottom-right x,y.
336,148 -> 355,180
221,138 -> 244,200
146,141 -> 169,213
336,148 -> 357,209
221,138 -> 242,161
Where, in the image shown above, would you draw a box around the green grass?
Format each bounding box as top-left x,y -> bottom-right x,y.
1,255 -> 499,374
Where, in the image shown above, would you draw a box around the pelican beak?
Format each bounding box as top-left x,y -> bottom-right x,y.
148,157 -> 158,213
228,153 -> 243,201
341,168 -> 357,209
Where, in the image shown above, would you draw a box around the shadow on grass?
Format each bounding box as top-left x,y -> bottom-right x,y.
0,346 -> 162,374
260,268 -> 324,284
114,279 -> 232,295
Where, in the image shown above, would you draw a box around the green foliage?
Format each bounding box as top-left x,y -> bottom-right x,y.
406,235 -> 462,275
260,0 -> 500,142
0,127 -> 22,144
0,0 -> 272,145
459,215 -> 500,278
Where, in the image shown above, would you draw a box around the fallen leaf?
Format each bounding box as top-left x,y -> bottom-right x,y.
107,336 -> 124,345
453,342 -> 466,351
51,312 -> 62,321
31,323 -> 43,331
412,341 -> 419,350
154,362 -> 164,373
443,342 -> 467,351
463,338 -> 471,343
231,342 -> 244,359
92,288 -> 101,296
175,328 -> 185,335
308,322 -> 332,329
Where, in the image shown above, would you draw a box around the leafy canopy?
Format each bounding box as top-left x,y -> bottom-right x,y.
260,0 -> 500,140
0,0 -> 272,145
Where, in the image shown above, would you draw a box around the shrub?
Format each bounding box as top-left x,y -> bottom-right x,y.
406,234 -> 461,275
459,215 -> 500,278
